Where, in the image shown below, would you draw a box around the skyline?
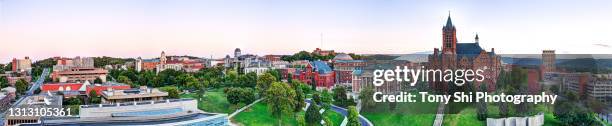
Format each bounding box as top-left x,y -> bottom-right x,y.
1,0 -> 612,63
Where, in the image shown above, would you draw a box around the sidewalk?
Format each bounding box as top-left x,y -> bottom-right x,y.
433,102 -> 445,126
228,98 -> 265,126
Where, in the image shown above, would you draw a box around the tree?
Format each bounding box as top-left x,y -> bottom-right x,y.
498,101 -> 509,118
333,86 -> 350,107
266,82 -> 296,126
294,86 -> 306,112
63,97 -> 83,105
244,72 -> 258,87
256,73 -> 276,97
359,86 -> 375,108
184,75 -> 199,90
160,86 -> 180,99
554,99 -> 597,126
224,70 -> 239,87
321,89 -> 332,105
476,84 -> 488,121
313,93 -> 321,105
15,79 -> 29,95
195,78 -> 210,101
44,76 -> 53,83
347,106 -> 361,126
94,77 -> 103,84
240,88 -> 256,104
305,104 -> 322,126
225,87 -> 256,105
88,90 -> 101,104
587,99 -> 606,113
348,53 -> 364,60
296,114 -> 307,126
266,69 -> 282,81
226,87 -> 243,105
295,81 -> 311,94
0,77 -> 8,88
118,75 -> 136,87
550,84 -> 560,94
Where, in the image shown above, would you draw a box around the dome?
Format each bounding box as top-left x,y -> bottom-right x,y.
333,53 -> 353,60
235,48 -> 241,52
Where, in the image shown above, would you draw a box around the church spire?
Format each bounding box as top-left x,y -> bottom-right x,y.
475,33 -> 479,43
446,11 -> 453,28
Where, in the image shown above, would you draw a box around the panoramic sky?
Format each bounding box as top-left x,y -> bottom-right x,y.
1,0 -> 612,63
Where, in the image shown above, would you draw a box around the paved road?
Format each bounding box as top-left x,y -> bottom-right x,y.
0,68 -> 49,126
27,68 -> 50,95
306,99 -> 371,126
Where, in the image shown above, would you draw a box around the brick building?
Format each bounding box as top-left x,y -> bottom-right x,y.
291,61 -> 336,89
542,50 -> 556,73
313,48 -> 335,56
332,53 -> 366,87
428,15 -> 502,92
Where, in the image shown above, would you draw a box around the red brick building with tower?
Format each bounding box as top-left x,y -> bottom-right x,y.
290,61 -> 336,89
428,14 -> 502,92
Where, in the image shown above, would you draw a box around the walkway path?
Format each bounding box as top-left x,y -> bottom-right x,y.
228,98 -> 264,118
306,99 -> 373,126
433,102 -> 445,126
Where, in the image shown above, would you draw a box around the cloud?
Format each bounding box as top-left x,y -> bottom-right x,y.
593,43 -> 611,48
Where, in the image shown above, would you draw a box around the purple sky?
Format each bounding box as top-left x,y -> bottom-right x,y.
1,0 -> 611,63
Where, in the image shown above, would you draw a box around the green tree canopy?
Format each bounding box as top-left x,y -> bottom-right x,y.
359,86 -> 375,108
117,75 -> 136,87
347,106 -> 361,126
88,90 -> 101,104
160,86 -> 180,99
293,85 -> 306,112
305,104 -> 322,126
257,73 -> 276,97
266,82 -> 296,125
15,79 -> 29,95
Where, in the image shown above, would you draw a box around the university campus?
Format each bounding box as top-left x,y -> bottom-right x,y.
1,1 -> 612,126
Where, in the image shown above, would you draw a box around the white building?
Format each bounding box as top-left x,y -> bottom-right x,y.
11,57 -> 32,73
156,63 -> 183,73
135,57 -> 143,72
244,61 -> 271,75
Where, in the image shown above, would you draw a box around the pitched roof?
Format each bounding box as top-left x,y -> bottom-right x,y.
311,61 -> 332,74
457,43 -> 483,54
446,15 -> 453,28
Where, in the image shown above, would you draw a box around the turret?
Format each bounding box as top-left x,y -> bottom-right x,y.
475,34 -> 479,43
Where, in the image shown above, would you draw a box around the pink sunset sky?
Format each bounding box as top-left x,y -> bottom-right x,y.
1,0 -> 612,63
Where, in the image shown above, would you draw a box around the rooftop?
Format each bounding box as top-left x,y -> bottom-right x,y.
14,95 -> 63,110
101,87 -> 168,100
311,61 -> 333,74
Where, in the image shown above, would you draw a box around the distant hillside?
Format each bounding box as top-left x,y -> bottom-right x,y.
364,54 -> 400,60
557,58 -> 612,73
94,57 -> 135,67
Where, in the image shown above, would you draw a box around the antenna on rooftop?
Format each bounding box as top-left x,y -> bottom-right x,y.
320,32 -> 323,49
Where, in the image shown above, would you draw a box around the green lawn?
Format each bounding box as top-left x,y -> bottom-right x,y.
233,102 -> 302,126
233,102 -> 344,126
443,103 -> 560,126
443,107 -> 484,126
323,110 -> 344,126
180,89 -> 243,113
361,98 -> 438,126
